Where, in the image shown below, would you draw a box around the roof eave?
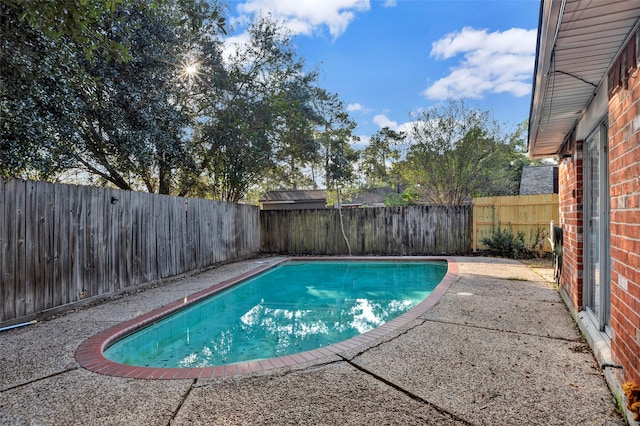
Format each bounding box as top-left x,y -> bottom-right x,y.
527,1 -> 640,159
528,0 -> 564,159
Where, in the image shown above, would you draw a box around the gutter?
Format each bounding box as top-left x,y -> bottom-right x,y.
527,0 -> 566,159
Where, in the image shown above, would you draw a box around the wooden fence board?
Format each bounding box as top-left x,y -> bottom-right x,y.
13,180 -> 26,317
53,183 -> 66,307
185,198 -> 197,270
83,185 -> 97,299
121,189 -> 133,290
0,178 -> 10,322
4,180 -> 17,320
95,185 -> 106,296
189,198 -> 202,268
104,187 -> 120,292
155,194 -> 169,279
129,190 -> 143,285
24,181 -> 36,315
142,191 -> 157,283
70,183 -> 83,303
34,181 -> 53,311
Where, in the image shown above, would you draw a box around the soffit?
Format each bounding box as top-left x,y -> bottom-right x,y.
528,0 -> 640,158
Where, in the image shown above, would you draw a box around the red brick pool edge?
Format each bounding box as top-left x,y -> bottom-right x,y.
75,257 -> 458,380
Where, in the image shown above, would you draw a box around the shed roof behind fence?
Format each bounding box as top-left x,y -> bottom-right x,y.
260,189 -> 327,202
260,188 -> 400,209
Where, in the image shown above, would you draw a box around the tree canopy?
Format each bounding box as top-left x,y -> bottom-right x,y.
360,127 -> 405,189
2,0 -> 225,61
1,1 -> 357,201
397,100 -> 533,205
2,2 -> 533,205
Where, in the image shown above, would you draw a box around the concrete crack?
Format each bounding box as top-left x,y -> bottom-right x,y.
341,355 -> 476,426
168,378 -> 196,425
424,318 -> 583,342
346,317 -> 431,360
0,366 -> 80,393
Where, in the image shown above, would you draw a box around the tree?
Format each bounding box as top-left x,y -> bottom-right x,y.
0,0 -> 223,189
474,120 -> 542,196
1,1 -> 83,179
360,127 -> 405,188
400,99 -> 522,205
2,0 -> 225,61
267,80 -> 323,190
1,4 -> 355,201
57,2 -> 222,194
191,16 -> 328,202
2,0 -> 131,61
314,91 -> 359,255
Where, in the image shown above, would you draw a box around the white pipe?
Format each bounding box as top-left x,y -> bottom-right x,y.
0,320 -> 37,332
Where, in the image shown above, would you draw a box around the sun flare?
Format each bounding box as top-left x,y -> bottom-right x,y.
184,63 -> 198,76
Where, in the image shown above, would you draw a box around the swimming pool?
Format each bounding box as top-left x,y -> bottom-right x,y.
76,257 -> 457,379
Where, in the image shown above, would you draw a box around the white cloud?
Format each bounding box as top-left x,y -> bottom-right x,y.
373,114 -> 398,130
236,0 -> 371,39
352,134 -> 370,150
221,32 -> 252,64
372,114 -> 412,133
383,0 -> 397,7
347,102 -> 373,114
424,27 -> 536,100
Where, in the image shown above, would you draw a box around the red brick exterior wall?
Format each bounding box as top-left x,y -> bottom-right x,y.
558,143 -> 584,310
608,68 -> 640,384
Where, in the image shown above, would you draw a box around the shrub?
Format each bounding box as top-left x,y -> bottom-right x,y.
481,224 -> 529,259
384,187 -> 419,206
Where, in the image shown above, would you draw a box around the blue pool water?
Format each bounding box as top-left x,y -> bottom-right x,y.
104,260 -> 447,368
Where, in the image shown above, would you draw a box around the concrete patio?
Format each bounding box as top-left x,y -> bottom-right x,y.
0,257 -> 625,425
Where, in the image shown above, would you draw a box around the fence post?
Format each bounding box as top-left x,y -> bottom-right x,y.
472,199 -> 478,252
493,204 -> 499,231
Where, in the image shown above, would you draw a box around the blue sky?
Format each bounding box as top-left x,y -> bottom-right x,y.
225,0 -> 540,144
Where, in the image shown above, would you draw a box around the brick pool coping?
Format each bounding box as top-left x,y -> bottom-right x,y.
75,257 -> 458,380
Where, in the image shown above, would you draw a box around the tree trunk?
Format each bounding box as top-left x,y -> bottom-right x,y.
336,187 -> 352,256
158,156 -> 172,195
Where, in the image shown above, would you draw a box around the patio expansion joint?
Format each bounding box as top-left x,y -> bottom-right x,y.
423,318 -> 585,343
268,358 -> 346,379
339,354 -> 475,426
167,378 -> 197,425
345,317 -> 432,360
0,366 -> 80,393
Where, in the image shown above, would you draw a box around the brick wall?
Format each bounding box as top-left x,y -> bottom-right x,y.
558,141 -> 584,310
608,68 -> 640,384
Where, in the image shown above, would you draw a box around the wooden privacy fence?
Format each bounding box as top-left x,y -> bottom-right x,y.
472,194 -> 559,252
0,179 -> 260,325
1,180 -> 557,325
261,205 -> 472,255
